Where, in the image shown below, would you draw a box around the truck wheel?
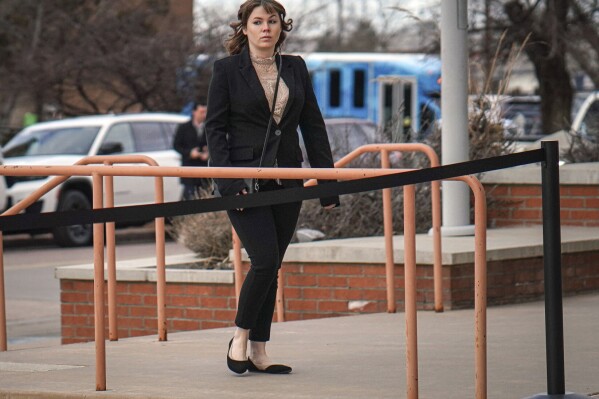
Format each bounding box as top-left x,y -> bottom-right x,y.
52,190 -> 93,247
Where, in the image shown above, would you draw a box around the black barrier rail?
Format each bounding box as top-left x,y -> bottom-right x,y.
0,148 -> 544,232
0,142 -> 585,398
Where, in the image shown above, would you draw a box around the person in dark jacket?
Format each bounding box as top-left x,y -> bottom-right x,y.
205,0 -> 339,375
173,102 -> 210,199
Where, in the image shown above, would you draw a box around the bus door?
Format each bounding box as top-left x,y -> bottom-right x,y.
377,76 -> 418,142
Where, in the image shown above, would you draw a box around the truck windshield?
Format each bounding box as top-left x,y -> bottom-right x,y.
3,126 -> 100,158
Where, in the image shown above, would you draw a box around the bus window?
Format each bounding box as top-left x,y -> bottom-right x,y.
382,84 -> 393,127
329,69 -> 341,108
403,83 -> 413,133
353,70 -> 366,108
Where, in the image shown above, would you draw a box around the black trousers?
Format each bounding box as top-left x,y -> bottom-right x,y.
226,182 -> 302,342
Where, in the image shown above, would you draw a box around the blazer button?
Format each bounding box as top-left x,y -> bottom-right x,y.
274,129 -> 282,136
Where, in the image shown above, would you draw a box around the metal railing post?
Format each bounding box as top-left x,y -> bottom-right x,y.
404,184 -> 418,399
92,172 -> 106,391
381,148 -> 397,313
0,233 -> 6,351
452,175 -> 488,399
471,177 -> 488,399
523,141 -> 587,399
431,177 -> 443,313
155,175 -> 167,342
104,166 -> 118,342
542,140 -> 565,394
276,272 -> 285,322
232,227 -> 243,305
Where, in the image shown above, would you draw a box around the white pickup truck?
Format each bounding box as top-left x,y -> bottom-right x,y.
571,91 -> 599,138
523,91 -> 599,156
1,113 -> 188,246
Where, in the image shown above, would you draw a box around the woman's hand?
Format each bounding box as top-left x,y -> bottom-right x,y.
323,204 -> 336,210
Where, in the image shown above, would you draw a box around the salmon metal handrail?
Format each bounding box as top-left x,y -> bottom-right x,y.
0,161 -> 485,397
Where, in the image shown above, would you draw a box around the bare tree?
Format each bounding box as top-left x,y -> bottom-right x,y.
0,0 -> 199,123
469,0 -> 599,133
567,0 -> 599,87
503,0 -> 573,133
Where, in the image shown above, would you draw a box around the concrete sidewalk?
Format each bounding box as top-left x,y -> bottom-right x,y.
1,293 -> 598,399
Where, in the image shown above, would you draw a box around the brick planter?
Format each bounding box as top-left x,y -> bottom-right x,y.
58,228 -> 599,344
58,162 -> 599,344
482,162 -> 599,227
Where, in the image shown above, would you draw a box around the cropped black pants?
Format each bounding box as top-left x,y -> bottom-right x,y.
226,183 -> 302,342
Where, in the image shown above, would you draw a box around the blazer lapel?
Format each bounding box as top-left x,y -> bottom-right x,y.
279,54 -> 295,122
238,46 -> 270,114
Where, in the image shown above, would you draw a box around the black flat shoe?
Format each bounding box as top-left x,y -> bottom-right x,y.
248,358 -> 292,374
227,338 -> 250,374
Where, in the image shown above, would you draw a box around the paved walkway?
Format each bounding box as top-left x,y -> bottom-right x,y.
1,292 -> 597,399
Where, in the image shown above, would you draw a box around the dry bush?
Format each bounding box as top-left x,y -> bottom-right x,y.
167,188 -> 232,263
562,132 -> 599,163
296,136 -> 434,239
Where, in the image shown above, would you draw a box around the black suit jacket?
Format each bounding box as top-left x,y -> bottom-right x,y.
205,46 -> 339,207
173,120 -> 208,186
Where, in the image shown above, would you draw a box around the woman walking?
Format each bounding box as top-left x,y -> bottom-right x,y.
205,0 -> 339,375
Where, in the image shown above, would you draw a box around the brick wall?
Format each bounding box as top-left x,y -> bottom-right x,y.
60,251 -> 599,344
485,184 -> 599,228
61,280 -> 237,344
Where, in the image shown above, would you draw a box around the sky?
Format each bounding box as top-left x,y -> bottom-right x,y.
194,0 -> 441,41
194,0 -> 440,24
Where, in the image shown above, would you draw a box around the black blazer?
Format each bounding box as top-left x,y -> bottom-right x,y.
205,46 -> 339,207
173,120 -> 208,186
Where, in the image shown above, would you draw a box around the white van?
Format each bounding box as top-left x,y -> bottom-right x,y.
2,113 -> 188,246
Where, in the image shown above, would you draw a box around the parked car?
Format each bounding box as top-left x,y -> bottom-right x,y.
521,91 -> 599,160
571,91 -> 599,140
299,118 -> 380,167
325,118 -> 379,160
1,113 -> 188,246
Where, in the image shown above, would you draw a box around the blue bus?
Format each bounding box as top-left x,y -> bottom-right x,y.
302,52 -> 442,140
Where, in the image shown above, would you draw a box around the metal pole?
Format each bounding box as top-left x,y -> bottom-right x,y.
155,176 -> 167,342
404,185 -> 418,399
523,141 -> 587,399
92,172 -> 106,391
0,233 -> 6,351
232,228 -> 243,305
542,140 -> 565,394
381,149 -> 396,313
104,171 -> 118,342
441,0 -> 472,236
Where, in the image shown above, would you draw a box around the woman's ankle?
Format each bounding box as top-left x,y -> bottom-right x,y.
249,341 -> 269,362
230,328 -> 249,360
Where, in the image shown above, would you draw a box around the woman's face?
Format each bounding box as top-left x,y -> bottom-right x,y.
243,5 -> 281,57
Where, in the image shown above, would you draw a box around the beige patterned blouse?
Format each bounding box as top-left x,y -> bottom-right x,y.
251,54 -> 289,124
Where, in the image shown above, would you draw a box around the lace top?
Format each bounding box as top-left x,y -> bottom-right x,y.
251,54 -> 289,124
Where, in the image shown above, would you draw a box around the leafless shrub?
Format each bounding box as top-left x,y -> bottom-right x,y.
167,188 -> 232,263
296,131 -> 434,239
562,133 -> 599,163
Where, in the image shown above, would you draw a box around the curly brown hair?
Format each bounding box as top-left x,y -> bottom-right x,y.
225,0 -> 293,55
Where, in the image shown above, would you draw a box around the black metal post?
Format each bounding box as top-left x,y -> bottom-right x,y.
523,141 -> 587,399
541,141 -> 565,394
